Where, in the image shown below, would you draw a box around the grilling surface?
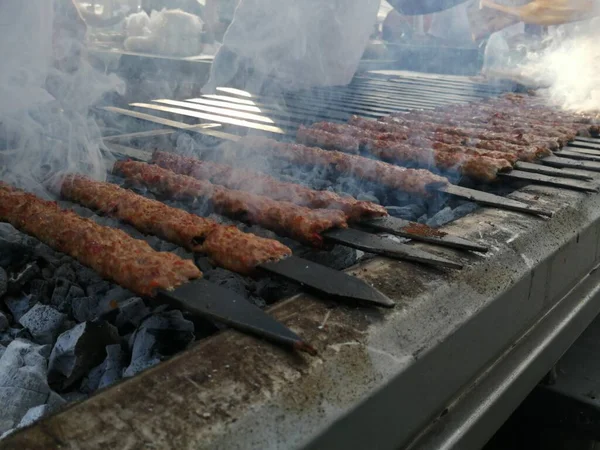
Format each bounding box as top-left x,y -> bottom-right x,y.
1,71 -> 600,438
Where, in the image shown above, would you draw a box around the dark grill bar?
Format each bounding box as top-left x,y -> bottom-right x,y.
4,68 -> 600,450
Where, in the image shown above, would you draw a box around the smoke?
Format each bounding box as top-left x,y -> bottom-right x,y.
516,19 -> 600,113
0,1 -> 124,195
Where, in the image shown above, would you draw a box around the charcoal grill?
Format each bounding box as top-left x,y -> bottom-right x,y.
4,70 -> 600,450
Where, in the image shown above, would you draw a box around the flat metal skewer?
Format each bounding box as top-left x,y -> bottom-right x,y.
159,279 -> 317,355
500,170 -> 599,193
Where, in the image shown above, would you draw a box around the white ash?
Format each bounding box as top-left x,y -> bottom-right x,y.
48,321 -> 121,390
18,304 -> 66,345
4,295 -> 37,322
0,339 -> 64,435
124,310 -> 194,378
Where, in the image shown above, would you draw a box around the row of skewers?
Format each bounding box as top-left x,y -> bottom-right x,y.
2,92 -> 598,355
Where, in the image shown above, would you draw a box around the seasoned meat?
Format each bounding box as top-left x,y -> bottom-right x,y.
113,161 -> 348,248
0,182 -> 201,297
151,151 -> 387,222
60,174 -> 292,275
298,126 -> 512,182
233,136 -> 450,196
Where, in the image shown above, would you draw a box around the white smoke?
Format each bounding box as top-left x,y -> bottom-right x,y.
0,1 -> 125,195
516,19 -> 600,113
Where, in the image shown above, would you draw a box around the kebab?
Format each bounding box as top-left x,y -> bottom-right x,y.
113,160 -> 464,269
230,136 -> 554,217
60,174 -> 292,276
297,125 -> 513,183
305,121 -> 521,164
151,151 -> 489,252
59,174 -> 397,306
0,181 -> 317,353
374,116 -> 562,151
150,151 -> 388,222
307,120 -> 531,162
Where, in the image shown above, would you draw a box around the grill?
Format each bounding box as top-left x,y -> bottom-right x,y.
3,69 -> 600,450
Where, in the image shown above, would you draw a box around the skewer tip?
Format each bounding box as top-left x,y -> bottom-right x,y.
294,340 -> 318,356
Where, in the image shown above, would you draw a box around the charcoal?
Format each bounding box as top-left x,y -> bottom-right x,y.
255,278 -> 301,304
0,339 -> 53,434
81,344 -> 126,393
29,279 -> 50,304
9,327 -> 33,342
19,304 -> 67,345
54,265 -> 76,283
60,391 -> 88,403
0,268 -> 6,299
385,204 -> 426,221
86,281 -> 111,297
357,192 -> 380,204
0,227 -> 33,269
50,278 -> 72,315
451,202 -> 478,220
33,243 -> 61,267
0,334 -> 11,347
73,264 -> 102,286
0,314 -> 8,333
48,321 -> 120,390
115,297 -> 150,330
71,297 -> 101,323
5,294 -> 37,322
143,235 -> 163,250
8,263 -> 41,293
194,256 -> 214,272
17,405 -> 51,428
426,207 -> 455,228
103,287 -> 134,306
124,310 -> 194,378
203,268 -> 254,299
298,245 -> 359,271
41,267 -> 55,281
66,285 -> 85,301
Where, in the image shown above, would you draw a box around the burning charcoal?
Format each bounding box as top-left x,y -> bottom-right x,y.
81,344 -> 126,394
9,327 -> 34,342
19,304 -> 67,345
4,294 -> 37,322
86,281 -> 111,298
54,265 -> 77,283
29,279 -> 50,305
41,267 -> 55,281
426,207 -> 458,228
60,391 -> 88,404
124,310 -> 194,378
48,321 -> 120,390
385,205 -> 426,221
8,263 -> 41,294
0,339 -> 53,434
143,235 -> 163,250
0,314 -> 8,333
0,345 -> 5,360
357,192 -> 380,204
115,297 -> 150,330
